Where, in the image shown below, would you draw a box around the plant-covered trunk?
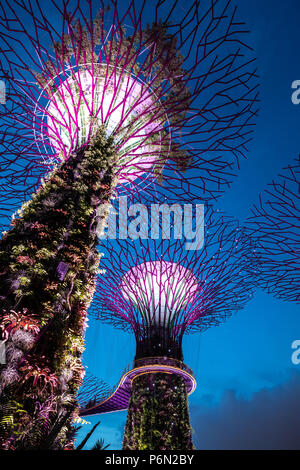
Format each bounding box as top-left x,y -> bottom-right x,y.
123,372 -> 193,450
0,130 -> 116,450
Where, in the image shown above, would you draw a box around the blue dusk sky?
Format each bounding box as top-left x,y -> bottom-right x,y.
80,0 -> 300,450
0,0 -> 299,450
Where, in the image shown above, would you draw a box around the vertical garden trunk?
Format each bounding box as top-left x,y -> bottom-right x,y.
0,130 -> 116,450
123,372 -> 193,450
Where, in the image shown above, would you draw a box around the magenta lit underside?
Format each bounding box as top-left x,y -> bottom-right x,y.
42,66 -> 165,183
120,261 -> 199,326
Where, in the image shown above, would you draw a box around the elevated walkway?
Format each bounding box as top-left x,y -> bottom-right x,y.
80,357 -> 196,416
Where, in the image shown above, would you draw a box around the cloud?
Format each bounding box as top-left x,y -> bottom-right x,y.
191,370 -> 300,450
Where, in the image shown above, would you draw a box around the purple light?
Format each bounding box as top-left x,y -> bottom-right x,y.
0,0 -> 259,226
120,261 -> 198,327
56,261 -> 69,281
43,65 -> 163,183
91,206 -> 255,341
246,158 -> 300,303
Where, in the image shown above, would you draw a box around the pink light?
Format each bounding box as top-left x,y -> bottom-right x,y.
120,260 -> 199,326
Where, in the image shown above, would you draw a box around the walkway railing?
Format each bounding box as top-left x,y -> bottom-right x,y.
79,356 -> 196,416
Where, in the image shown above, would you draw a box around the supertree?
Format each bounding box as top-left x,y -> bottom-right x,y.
0,0 -> 258,449
246,158 -> 300,303
82,206 -> 254,450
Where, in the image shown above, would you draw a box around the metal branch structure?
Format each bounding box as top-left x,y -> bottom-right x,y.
0,0 -> 259,227
246,158 -> 300,303
0,0 -> 258,450
77,372 -> 111,412
85,206 -> 254,449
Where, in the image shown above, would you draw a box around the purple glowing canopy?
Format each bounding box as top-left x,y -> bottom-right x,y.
246,158 -> 300,303
0,0 -> 258,226
91,205 -> 255,339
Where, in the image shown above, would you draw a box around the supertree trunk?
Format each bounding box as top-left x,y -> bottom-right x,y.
0,130 -> 116,450
123,373 -> 193,450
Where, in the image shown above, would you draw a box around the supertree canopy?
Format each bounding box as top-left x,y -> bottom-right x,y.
246,158 -> 300,303
0,0 -> 259,224
85,207 -> 254,450
77,371 -> 111,412
0,0 -> 258,450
